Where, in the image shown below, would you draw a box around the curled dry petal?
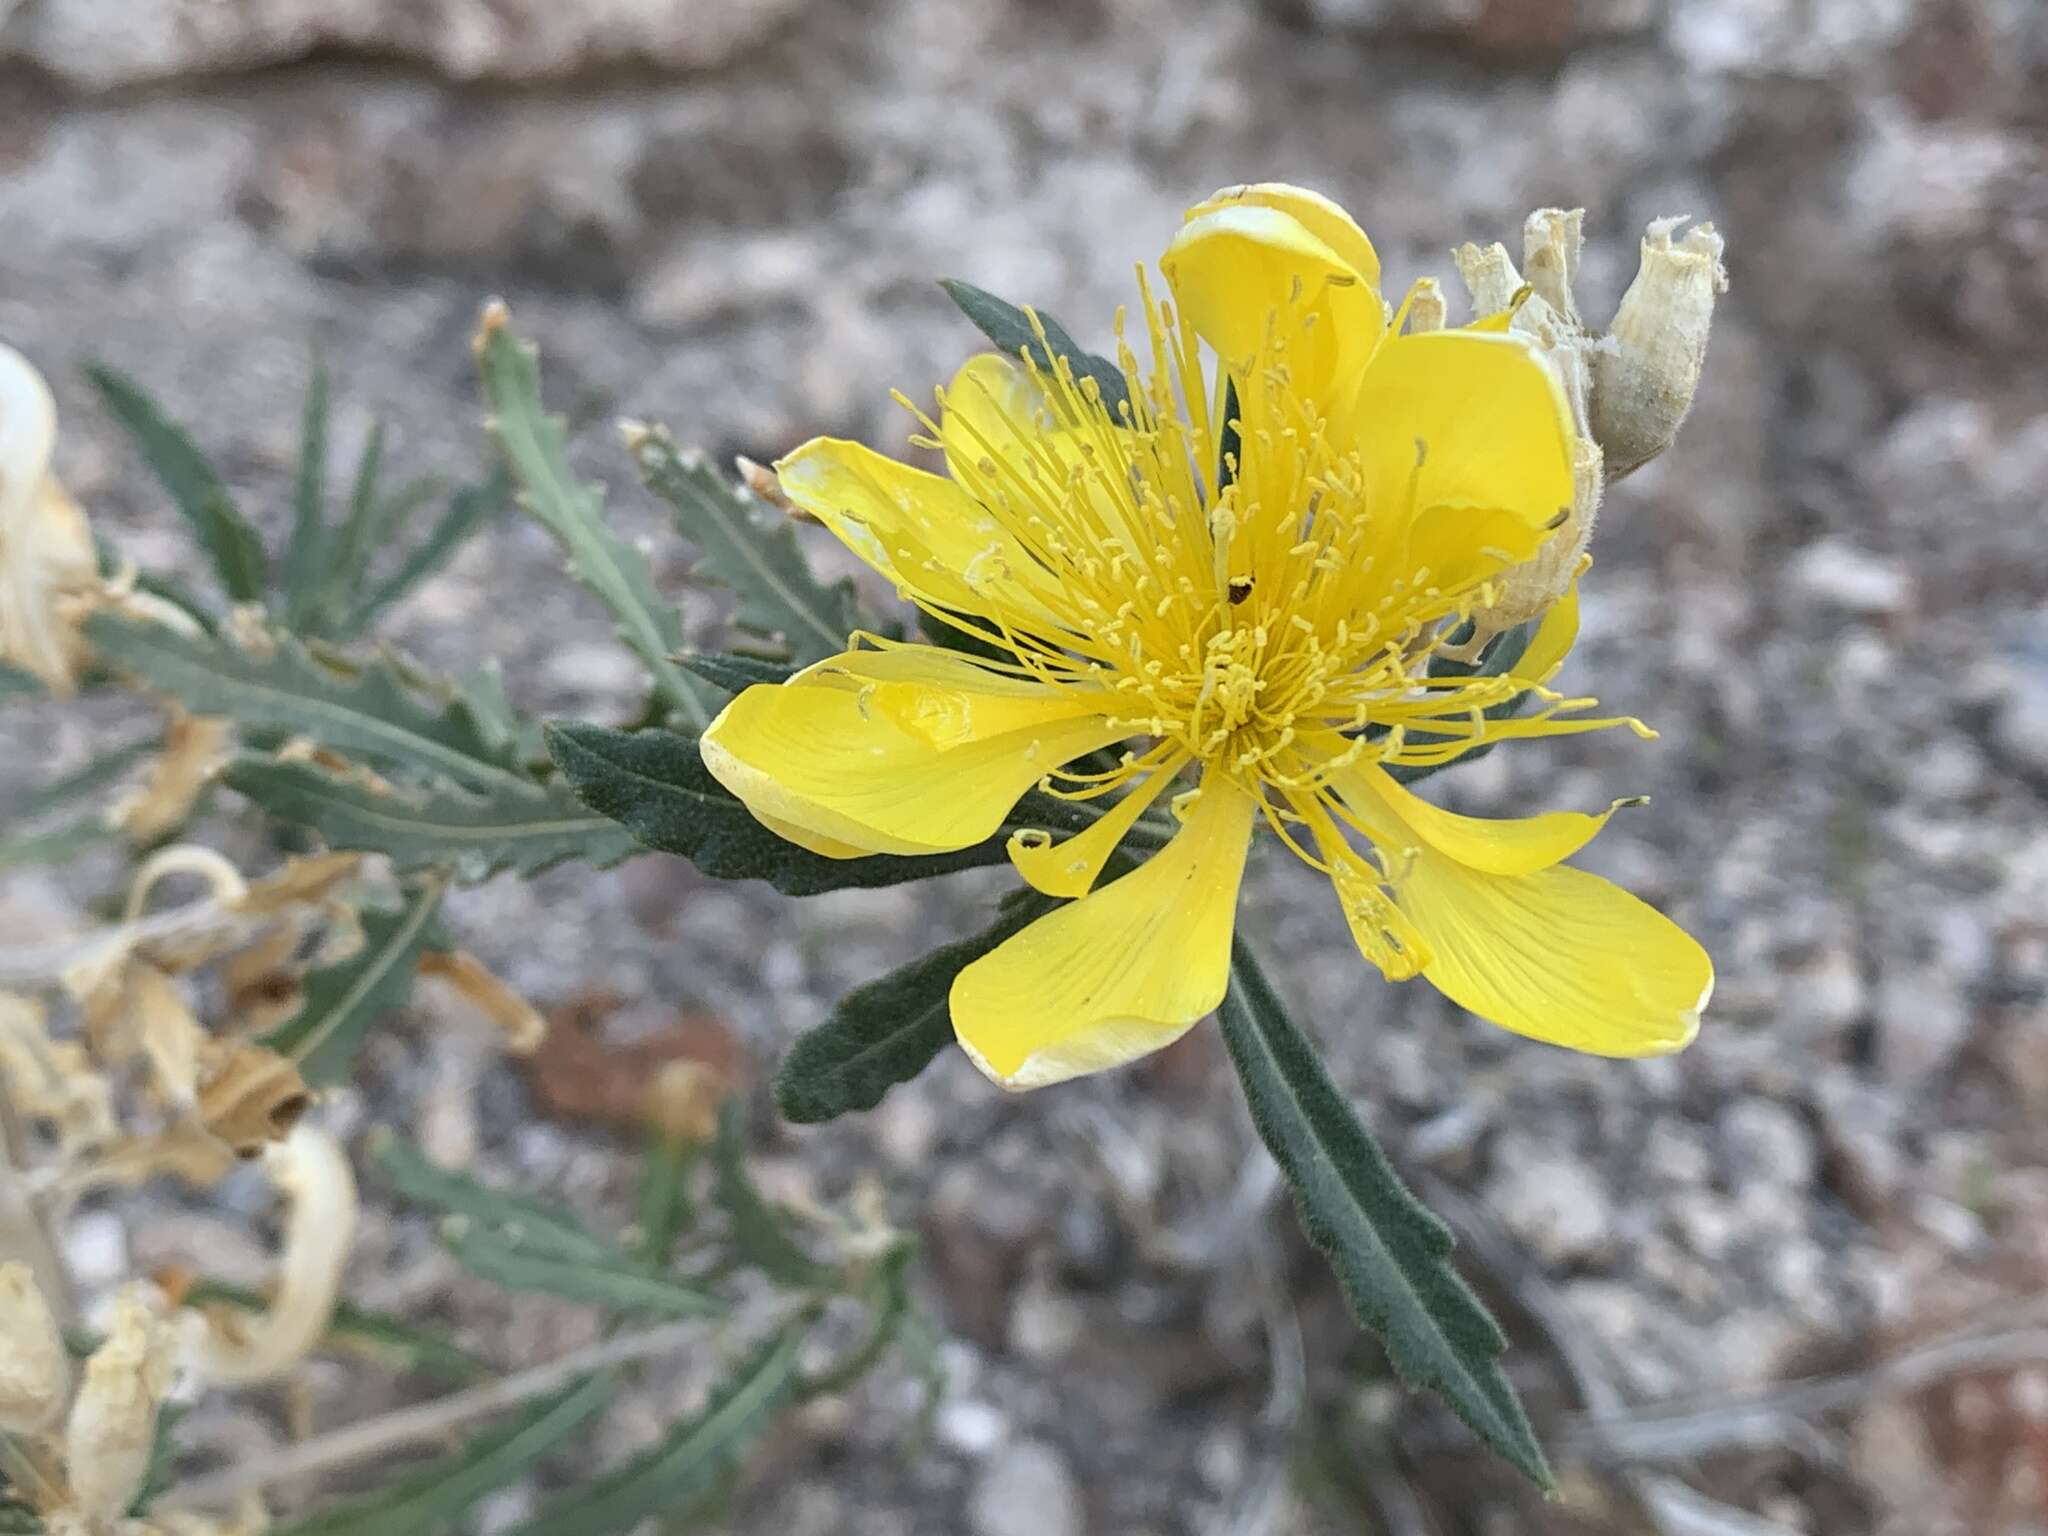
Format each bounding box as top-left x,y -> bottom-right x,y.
109,710 -> 235,845
419,950 -> 549,1056
0,992 -> 117,1155
0,344 -> 97,692
0,1260 -> 69,1434
64,1284 -> 177,1522
187,1123 -> 355,1385
195,1043 -> 310,1157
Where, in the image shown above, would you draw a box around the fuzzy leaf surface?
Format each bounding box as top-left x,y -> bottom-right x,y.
776,892 -> 1057,1123
1218,941 -> 1551,1488
939,278 -> 1132,419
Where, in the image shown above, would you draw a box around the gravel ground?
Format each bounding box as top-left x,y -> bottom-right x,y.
5,1 -> 2048,1531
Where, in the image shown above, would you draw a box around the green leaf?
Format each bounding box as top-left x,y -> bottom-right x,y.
271,1376 -> 613,1536
506,1321 -> 808,1536
544,723 -> 1101,897
262,883 -> 443,1085
0,1502 -> 38,1533
798,1240 -> 914,1398
0,819 -> 112,872
0,662 -> 43,701
636,1132 -> 698,1268
181,1277 -> 489,1383
84,613 -> 534,797
343,468 -> 511,638
1217,941 -> 1551,1488
776,892 -> 1057,1123
437,1228 -> 725,1319
631,430 -> 862,664
128,1401 -> 188,1515
678,653 -> 799,695
475,308 -> 714,728
370,1131 -> 621,1263
283,357 -> 332,628
939,278 -> 1131,419
86,364 -> 268,601
225,756 -> 643,881
712,1101 -> 827,1286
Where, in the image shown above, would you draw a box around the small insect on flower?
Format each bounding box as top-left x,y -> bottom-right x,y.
701,183 -> 1713,1089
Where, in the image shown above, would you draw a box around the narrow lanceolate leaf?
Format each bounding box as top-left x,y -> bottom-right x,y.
776,892 -> 1058,1123
474,304 -> 714,728
545,723 -> 1098,897
283,357 -> 332,628
1217,942 -> 1552,1489
272,1376 -> 613,1536
84,613 -> 532,796
631,430 -> 862,664
507,1322 -> 809,1536
712,1101 -> 827,1285
343,468 -> 511,638
798,1240 -> 915,1398
679,652 -> 799,696
939,278 -> 1132,419
438,1228 -> 725,1319
86,364 -> 268,601
263,883 -> 444,1085
370,1131 -> 621,1263
224,757 -> 644,882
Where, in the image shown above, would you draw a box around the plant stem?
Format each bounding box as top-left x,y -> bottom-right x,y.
161,1315 -> 729,1510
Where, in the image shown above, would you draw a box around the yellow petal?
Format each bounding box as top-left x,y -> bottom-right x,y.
1184,184 -> 1383,294
952,772 -> 1257,1088
799,646 -> 1114,750
1344,762 -> 1620,877
1007,754 -> 1186,898
701,651 -> 1125,858
1161,200 -> 1384,408
773,437 -> 1056,627
1397,853 -> 1711,1056
1344,329 -> 1576,595
1512,577 -> 1579,685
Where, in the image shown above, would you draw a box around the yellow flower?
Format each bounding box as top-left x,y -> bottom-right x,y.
704,183 -> 1713,1089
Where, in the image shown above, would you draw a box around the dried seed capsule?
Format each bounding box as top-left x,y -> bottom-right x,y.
1590,217 -> 1729,480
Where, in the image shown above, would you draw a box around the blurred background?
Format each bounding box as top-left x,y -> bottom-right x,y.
4,0 -> 2047,1531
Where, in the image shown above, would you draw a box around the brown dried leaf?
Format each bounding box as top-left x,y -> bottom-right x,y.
522,988 -> 740,1135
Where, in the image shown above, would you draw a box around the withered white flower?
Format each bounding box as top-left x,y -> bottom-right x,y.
186,1123 -> 355,1385
64,1283 -> 178,1524
0,1259 -> 70,1434
0,343 -> 96,692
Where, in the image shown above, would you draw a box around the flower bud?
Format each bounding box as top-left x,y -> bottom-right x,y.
0,1260 -> 69,1434
1590,217 -> 1728,479
64,1285 -> 176,1522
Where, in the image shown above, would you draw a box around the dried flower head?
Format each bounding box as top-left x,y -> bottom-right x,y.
0,1259 -> 70,1434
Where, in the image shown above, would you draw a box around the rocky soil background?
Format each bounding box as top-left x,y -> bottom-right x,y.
4,0 -> 2048,1532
